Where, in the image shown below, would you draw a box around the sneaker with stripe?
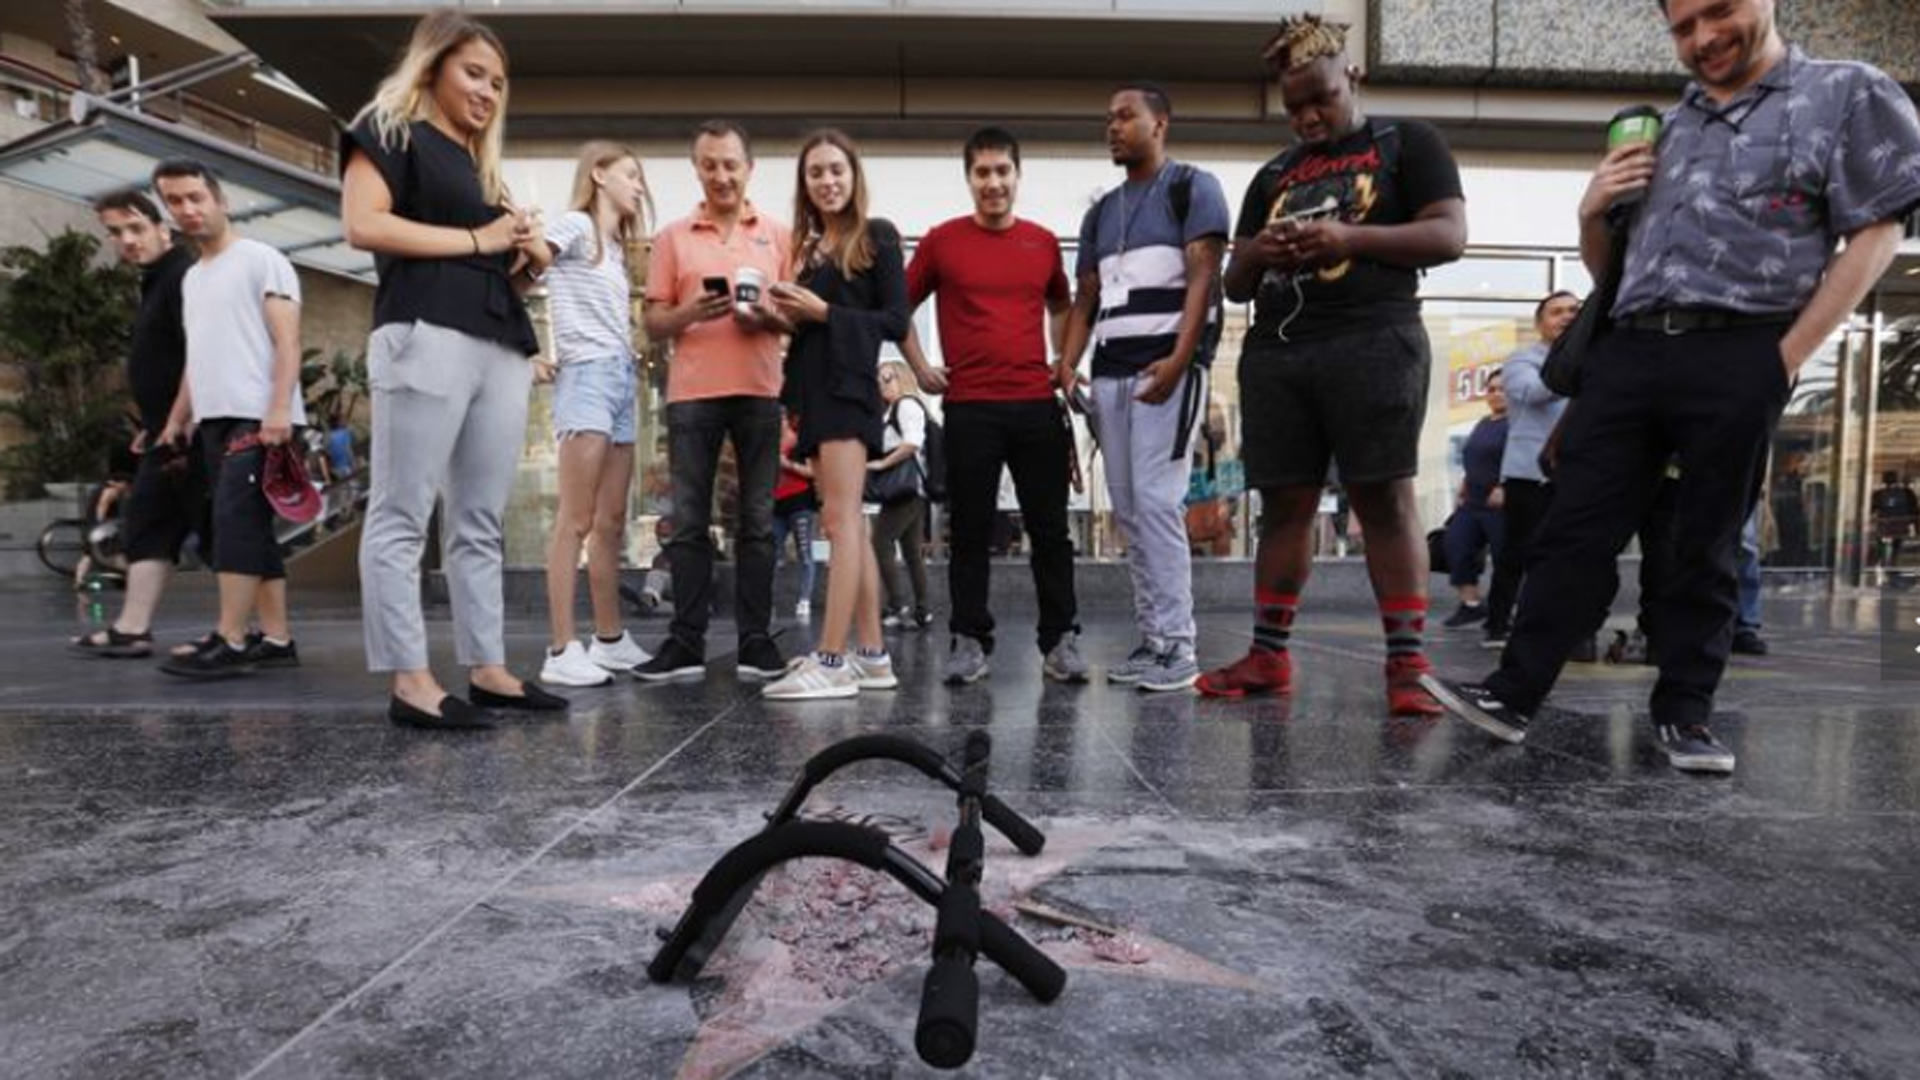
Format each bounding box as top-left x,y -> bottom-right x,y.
1420,674 -> 1530,744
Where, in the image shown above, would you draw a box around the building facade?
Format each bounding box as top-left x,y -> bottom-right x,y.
7,1 -> 1917,585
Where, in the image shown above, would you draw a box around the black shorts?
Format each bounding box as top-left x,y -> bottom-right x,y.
199,418 -> 286,580
1239,321 -> 1431,490
122,435 -> 208,564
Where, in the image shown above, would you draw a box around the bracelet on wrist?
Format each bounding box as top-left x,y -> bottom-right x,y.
468,228 -> 480,256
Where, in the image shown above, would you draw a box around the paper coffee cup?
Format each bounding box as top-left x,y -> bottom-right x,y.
735,267 -> 766,314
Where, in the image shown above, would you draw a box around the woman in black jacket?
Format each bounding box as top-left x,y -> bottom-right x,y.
763,129 -> 908,700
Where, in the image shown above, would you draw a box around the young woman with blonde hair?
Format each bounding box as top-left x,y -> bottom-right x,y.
536,141 -> 658,687
762,129 -> 909,700
869,359 -> 933,631
342,8 -> 562,728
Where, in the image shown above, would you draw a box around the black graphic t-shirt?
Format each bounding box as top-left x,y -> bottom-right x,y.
1234,117 -> 1462,343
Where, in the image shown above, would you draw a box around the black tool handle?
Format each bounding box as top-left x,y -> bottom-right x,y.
915,951 -> 980,1069
979,910 -> 1065,1002
980,794 -> 1046,856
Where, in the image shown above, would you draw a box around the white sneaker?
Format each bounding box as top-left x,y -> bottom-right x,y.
541,641 -> 614,687
762,653 -> 859,700
850,651 -> 898,690
795,599 -> 811,620
586,630 -> 650,672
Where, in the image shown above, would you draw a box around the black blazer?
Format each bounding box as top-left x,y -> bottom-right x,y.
785,219 -> 909,413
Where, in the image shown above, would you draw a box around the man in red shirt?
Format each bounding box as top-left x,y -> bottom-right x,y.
903,126 -> 1083,686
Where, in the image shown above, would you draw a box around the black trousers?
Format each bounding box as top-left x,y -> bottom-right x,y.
944,400 -> 1079,654
665,396 -> 780,651
1485,478 -> 1551,636
1488,324 -> 1790,728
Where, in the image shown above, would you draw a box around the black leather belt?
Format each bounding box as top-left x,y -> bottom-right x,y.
1621,309 -> 1796,335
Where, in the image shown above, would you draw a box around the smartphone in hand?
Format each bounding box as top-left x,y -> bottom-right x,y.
702,275 -> 730,298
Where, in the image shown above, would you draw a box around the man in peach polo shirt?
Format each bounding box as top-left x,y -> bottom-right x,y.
635,120 -> 792,682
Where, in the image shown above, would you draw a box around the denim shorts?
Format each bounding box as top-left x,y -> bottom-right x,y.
552,357 -> 638,445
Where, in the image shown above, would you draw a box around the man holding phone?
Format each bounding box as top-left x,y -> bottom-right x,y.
637,120 -> 793,683
1196,15 -> 1466,714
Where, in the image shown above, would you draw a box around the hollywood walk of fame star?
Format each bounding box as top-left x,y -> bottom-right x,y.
516,813 -> 1271,1080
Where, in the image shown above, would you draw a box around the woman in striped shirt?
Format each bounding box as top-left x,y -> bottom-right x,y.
538,141 -> 657,687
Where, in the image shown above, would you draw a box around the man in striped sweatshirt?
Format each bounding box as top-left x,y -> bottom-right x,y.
1059,82 -> 1230,693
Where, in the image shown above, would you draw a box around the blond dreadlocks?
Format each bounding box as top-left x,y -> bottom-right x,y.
1261,14 -> 1351,75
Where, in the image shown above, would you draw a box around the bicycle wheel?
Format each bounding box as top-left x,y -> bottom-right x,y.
38,518 -> 87,578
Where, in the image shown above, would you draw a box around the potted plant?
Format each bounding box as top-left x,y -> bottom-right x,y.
0,229 -> 135,501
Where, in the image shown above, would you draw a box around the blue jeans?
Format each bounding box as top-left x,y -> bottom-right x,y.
1737,508 -> 1762,632
773,508 -> 817,604
552,357 -> 637,444
1444,505 -> 1504,589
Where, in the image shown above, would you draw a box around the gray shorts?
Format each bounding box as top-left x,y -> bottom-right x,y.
1238,321 -> 1431,490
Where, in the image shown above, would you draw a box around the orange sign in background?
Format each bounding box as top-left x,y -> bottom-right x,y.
1442,318 -> 1524,429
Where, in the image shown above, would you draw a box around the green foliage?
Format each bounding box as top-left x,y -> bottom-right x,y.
0,230 -> 135,499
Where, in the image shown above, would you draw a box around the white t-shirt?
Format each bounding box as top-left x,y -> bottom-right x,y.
544,210 -> 632,365
885,395 -> 927,454
181,236 -> 305,424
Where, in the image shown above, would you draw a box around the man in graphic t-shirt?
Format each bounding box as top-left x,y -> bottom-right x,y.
1195,15 -> 1466,716
1059,83 -> 1231,694
901,126 -> 1083,687
152,158 -> 307,680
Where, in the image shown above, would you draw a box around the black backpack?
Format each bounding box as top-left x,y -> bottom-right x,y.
890,396 -> 947,503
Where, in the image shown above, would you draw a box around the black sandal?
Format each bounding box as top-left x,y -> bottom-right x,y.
171,630 -> 223,660
69,627 -> 154,659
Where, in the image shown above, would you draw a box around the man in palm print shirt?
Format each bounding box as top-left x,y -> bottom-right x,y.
1424,0 -> 1920,776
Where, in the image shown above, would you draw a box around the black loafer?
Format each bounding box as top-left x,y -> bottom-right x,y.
389,694 -> 495,730
468,682 -> 570,712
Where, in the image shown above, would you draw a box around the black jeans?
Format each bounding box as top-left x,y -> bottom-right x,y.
1488,324 -> 1790,729
1484,478 -> 1550,636
665,396 -> 780,652
944,400 -> 1079,654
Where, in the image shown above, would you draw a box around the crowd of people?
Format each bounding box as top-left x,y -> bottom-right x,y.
61,2 -> 1920,774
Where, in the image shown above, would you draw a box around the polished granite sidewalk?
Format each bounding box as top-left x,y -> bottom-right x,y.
2,578 -> 1917,1079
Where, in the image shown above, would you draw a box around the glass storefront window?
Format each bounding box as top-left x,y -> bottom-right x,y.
1868,295 -> 1920,581
497,244 -> 1678,569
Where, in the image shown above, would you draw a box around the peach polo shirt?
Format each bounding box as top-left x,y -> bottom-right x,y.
646,202 -> 793,403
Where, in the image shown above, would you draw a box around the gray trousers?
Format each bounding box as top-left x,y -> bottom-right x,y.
360,321 -> 533,672
1091,367 -> 1205,650
871,495 -> 928,613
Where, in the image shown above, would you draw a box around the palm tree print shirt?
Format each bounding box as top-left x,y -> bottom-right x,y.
1612,47 -> 1920,320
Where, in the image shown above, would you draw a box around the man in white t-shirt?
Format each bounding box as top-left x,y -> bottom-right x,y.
152,158 -> 306,680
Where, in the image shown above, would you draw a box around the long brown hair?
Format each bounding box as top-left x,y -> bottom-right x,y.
353,9 -> 512,204
567,140 -> 653,266
790,128 -> 875,278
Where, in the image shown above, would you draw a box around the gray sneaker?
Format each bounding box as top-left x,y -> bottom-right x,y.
943,636 -> 990,686
1105,641 -> 1159,685
1043,631 -> 1089,683
1138,645 -> 1199,693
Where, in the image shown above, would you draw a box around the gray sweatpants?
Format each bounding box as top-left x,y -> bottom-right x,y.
1091,366 -> 1205,651
360,321 -> 533,672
